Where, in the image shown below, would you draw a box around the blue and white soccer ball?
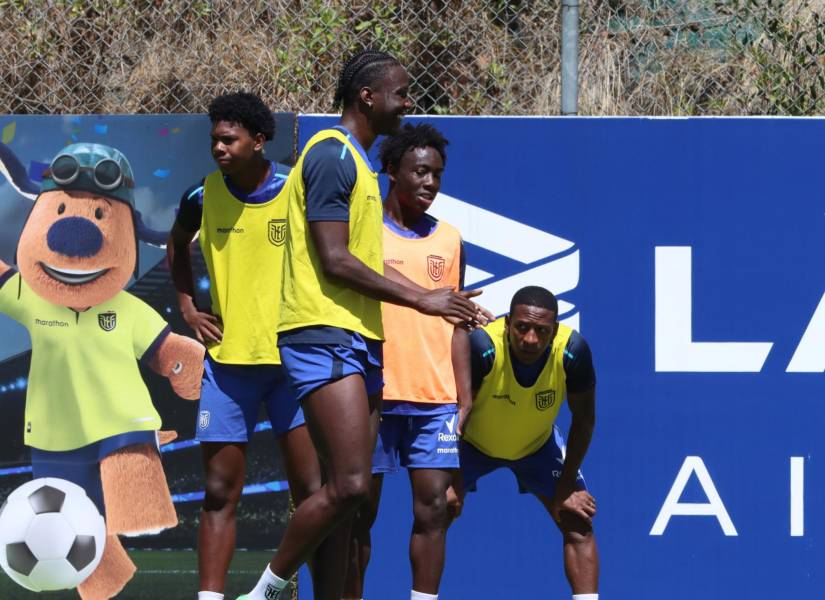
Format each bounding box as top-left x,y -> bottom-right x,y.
0,478 -> 106,592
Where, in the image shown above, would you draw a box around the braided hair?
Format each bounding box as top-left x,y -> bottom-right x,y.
378,123 -> 449,173
333,49 -> 401,110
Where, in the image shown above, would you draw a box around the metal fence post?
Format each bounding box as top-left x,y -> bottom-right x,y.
561,0 -> 579,115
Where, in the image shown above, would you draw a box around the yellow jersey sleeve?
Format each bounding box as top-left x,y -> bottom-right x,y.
127,293 -> 170,359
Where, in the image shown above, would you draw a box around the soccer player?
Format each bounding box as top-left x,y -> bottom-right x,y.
167,92 -> 324,600
238,50 -> 482,600
343,123 -> 466,600
455,286 -> 600,600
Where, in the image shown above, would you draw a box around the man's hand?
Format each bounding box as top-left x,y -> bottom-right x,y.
549,488 -> 597,526
181,305 -> 223,344
442,289 -> 494,328
416,286 -> 478,322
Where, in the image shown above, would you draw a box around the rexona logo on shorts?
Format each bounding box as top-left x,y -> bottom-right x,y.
429,193 -> 579,329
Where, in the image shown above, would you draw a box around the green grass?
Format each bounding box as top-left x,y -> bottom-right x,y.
0,550 -> 296,599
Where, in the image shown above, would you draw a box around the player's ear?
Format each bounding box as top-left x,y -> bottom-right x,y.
387,163 -> 398,185
360,85 -> 375,110
253,132 -> 266,153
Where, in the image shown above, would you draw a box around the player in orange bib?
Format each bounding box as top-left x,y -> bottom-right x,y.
343,124 -> 469,600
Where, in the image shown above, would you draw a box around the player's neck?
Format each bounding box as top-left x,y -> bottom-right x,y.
227,155 -> 269,195
384,190 -> 424,229
339,112 -> 376,152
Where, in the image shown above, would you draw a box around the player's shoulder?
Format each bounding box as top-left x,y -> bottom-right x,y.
272,161 -> 292,178
180,177 -> 206,204
565,329 -> 590,355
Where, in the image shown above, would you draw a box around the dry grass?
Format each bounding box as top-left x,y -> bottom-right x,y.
0,0 -> 822,115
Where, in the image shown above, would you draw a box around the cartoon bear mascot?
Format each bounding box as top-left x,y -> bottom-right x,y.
0,143 -> 204,599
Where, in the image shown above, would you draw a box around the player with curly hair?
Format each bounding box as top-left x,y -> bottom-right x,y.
167,92 -> 325,600
343,122 -> 469,600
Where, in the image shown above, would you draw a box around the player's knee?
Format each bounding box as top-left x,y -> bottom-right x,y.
289,477 -> 320,507
202,472 -> 243,512
328,472 -> 371,512
413,490 -> 449,530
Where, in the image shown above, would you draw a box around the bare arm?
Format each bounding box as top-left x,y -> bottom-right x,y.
452,327 -> 473,435
548,386 -> 597,523
167,222 -> 222,343
0,259 -> 9,278
310,220 -> 478,321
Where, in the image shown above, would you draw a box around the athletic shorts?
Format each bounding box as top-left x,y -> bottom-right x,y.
372,410 -> 460,473
460,426 -> 587,498
196,355 -> 304,443
279,336 -> 383,403
30,430 -> 158,515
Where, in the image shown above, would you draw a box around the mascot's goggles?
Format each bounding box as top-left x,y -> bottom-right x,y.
45,154 -> 135,192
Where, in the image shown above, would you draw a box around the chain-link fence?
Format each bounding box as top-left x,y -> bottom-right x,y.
1,0 -> 823,116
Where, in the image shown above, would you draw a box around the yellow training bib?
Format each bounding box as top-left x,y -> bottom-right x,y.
277,129 -> 384,340
464,317 -> 573,460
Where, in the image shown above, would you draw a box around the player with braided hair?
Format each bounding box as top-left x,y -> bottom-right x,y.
238,50 -> 486,600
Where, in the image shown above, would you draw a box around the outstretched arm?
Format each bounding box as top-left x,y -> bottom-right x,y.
0,259 -> 9,279
311,220 -> 478,322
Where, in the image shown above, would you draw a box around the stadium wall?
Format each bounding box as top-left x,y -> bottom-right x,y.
0,115 -> 822,598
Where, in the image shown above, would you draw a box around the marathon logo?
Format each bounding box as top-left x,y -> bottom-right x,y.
35,318 -> 69,328
217,226 -> 245,234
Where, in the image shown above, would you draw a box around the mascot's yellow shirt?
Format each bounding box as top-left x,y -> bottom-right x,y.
200,168 -> 288,364
0,271 -> 167,451
277,128 -> 384,340
464,317 -> 573,460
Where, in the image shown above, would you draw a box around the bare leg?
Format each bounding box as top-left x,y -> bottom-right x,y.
343,474 -> 384,599
268,375 -> 380,600
280,423 -> 350,598
198,442 -> 247,593
537,493 -> 600,594
409,468 -> 453,594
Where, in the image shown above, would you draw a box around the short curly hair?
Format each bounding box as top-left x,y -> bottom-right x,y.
207,92 -> 275,140
378,123 -> 449,174
510,286 -> 558,316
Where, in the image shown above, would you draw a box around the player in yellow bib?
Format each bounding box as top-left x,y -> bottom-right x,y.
167,93 -> 325,600
456,286 -> 600,600
239,51 -> 484,600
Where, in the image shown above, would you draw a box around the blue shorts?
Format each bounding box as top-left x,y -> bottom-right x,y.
279,336 -> 383,403
372,410 -> 460,473
460,426 -> 587,498
30,430 -> 158,516
196,355 -> 304,443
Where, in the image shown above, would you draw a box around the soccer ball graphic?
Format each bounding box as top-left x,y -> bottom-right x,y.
0,478 -> 106,591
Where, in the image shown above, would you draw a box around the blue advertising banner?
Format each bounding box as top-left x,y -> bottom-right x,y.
297,116 -> 824,599
0,114 -> 821,598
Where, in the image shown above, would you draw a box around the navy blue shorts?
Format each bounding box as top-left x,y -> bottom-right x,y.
196,355 -> 304,443
279,336 -> 383,402
460,426 -> 587,498
30,430 -> 158,515
372,409 -> 460,473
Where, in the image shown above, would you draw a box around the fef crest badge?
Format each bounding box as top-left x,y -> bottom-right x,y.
268,219 -> 287,246
98,311 -> 117,332
535,389 -> 555,411
199,410 -> 211,430
427,254 -> 446,282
